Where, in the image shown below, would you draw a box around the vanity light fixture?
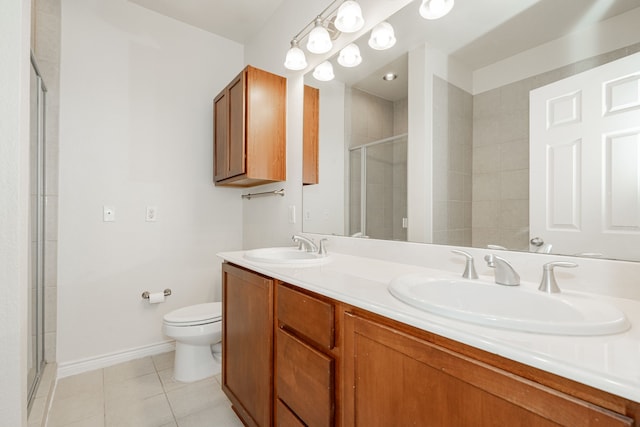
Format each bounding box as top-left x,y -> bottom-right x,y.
284,39 -> 308,70
338,43 -> 362,67
419,0 -> 454,20
368,21 -> 396,50
307,16 -> 333,54
313,61 -> 335,81
284,0 -> 367,71
334,0 -> 364,33
382,72 -> 397,81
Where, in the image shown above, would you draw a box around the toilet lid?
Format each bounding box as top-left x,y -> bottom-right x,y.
164,302 -> 222,324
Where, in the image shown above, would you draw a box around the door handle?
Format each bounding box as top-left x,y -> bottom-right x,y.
530,237 -> 544,247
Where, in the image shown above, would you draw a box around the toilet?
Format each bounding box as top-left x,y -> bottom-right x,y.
162,302 -> 222,382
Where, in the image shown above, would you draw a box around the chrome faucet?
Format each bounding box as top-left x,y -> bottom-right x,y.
292,234 -> 318,253
484,254 -> 520,286
538,261 -> 578,293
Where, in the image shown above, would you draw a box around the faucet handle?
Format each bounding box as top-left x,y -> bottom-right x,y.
538,261 -> 578,294
318,238 -> 328,257
451,250 -> 478,279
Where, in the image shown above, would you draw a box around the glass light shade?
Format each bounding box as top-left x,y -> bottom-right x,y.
338,43 -> 362,68
368,21 -> 396,50
284,40 -> 307,71
334,0 -> 364,33
307,18 -> 333,54
419,0 -> 454,19
313,61 -> 335,81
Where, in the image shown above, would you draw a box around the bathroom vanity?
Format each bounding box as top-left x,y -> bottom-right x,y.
218,251 -> 640,426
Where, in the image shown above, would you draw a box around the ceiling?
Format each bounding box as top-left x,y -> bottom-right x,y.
129,0 -> 287,43
129,0 -> 639,102
328,0 -> 640,101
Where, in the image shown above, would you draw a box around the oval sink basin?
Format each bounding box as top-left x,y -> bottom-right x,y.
244,247 -> 331,266
388,275 -> 630,336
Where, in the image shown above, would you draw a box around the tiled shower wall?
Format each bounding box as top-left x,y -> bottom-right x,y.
33,0 -> 61,363
471,42 -> 640,251
432,76 -> 473,247
349,87 -> 395,147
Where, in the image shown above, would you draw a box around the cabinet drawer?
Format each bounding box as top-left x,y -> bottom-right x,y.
277,399 -> 306,427
277,329 -> 334,427
278,284 -> 334,349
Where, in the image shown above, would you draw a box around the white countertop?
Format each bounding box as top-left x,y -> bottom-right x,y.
217,249 -> 640,403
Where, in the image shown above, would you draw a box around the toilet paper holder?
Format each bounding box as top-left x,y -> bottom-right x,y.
141,289 -> 172,300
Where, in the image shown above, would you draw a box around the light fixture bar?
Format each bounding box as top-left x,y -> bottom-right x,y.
290,0 -> 343,45
285,0 -> 346,71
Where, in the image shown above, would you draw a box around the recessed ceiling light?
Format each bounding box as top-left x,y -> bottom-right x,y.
382,73 -> 397,81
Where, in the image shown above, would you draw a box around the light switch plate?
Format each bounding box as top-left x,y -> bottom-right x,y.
288,205 -> 296,224
145,206 -> 157,222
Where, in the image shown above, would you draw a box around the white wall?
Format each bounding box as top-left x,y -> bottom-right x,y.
407,45 -> 432,243
57,0 -> 244,366
0,0 -> 31,423
302,80 -> 346,236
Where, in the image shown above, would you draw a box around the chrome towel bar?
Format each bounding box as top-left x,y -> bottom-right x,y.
241,188 -> 285,200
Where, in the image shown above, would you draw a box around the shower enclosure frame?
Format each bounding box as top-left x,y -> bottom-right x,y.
28,52 -> 47,411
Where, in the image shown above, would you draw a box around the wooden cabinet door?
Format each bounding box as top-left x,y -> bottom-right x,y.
245,66 -> 286,182
214,73 -> 245,182
213,90 -> 229,182
303,85 -> 319,185
222,263 -> 274,427
343,313 -> 633,427
227,73 -> 246,179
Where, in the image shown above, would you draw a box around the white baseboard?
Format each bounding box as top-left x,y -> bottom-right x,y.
57,340 -> 175,379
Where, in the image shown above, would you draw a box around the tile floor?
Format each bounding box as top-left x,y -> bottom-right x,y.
46,351 -> 244,427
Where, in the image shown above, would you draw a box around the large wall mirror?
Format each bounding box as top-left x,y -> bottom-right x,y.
302,0 -> 640,262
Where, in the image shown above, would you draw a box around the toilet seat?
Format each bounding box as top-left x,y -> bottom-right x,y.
163,302 -> 221,327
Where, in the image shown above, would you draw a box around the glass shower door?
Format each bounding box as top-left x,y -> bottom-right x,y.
28,55 -> 46,409
349,135 -> 408,240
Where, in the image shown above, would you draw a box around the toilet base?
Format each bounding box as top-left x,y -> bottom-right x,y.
173,341 -> 220,382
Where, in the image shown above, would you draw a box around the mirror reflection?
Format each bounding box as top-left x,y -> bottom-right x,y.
303,0 -> 640,262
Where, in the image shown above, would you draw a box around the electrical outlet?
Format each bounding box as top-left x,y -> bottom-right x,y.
145,206 -> 157,222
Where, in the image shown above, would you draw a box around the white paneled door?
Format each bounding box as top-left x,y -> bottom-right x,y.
530,52 -> 640,260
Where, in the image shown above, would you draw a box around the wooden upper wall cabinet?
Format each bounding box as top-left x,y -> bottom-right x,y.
303,85 -> 319,185
214,66 -> 286,187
